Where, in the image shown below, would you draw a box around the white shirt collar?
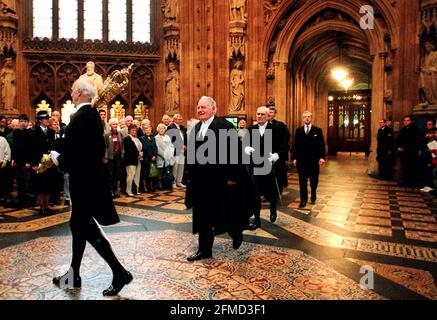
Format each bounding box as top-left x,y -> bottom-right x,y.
76,102 -> 90,111
258,122 -> 268,136
201,116 -> 215,127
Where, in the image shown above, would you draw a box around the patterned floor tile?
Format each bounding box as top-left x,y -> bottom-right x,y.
400,214 -> 436,222
356,216 -> 392,227
161,203 -> 188,211
319,206 -> 351,215
4,209 -> 37,218
357,209 -> 391,218
135,200 -> 167,207
405,230 -> 437,242
154,195 -> 181,202
0,212 -> 71,233
398,207 -> 431,214
361,203 -> 391,211
398,202 -> 429,208
0,231 -> 383,300
347,259 -> 437,300
403,221 -> 437,232
115,197 -> 141,203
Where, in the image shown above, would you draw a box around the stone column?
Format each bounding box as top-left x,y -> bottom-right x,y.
367,53 -> 386,176
162,0 -> 180,115
228,0 -> 247,115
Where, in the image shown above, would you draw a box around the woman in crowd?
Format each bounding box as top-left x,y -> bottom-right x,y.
107,118 -> 124,198
123,125 -> 143,196
33,111 -> 56,216
155,123 -> 174,190
137,119 -> 151,139
139,124 -> 158,192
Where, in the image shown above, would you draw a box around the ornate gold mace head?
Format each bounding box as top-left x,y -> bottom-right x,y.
93,64 -> 134,110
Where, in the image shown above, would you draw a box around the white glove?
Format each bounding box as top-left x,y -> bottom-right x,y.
244,146 -> 255,156
268,153 -> 280,164
50,151 -> 60,167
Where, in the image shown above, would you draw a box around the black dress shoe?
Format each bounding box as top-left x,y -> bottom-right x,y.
270,210 -> 277,223
102,271 -> 133,296
299,201 -> 307,208
39,209 -> 53,217
232,235 -> 243,250
311,193 -> 316,204
248,223 -> 260,231
187,251 -> 212,262
53,272 -> 81,288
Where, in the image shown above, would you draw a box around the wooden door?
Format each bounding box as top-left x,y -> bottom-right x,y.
328,90 -> 371,154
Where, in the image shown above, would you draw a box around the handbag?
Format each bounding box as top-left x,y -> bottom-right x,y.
149,161 -> 160,178
161,165 -> 175,190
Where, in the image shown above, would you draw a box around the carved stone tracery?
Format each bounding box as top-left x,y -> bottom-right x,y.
229,0 -> 247,114
162,0 -> 180,114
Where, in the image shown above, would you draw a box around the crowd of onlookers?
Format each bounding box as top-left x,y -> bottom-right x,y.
0,110 -> 197,216
377,116 -> 437,192
1,110 -> 436,216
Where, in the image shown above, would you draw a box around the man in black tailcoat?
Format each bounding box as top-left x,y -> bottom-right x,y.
377,119 -> 395,180
52,78 -> 132,296
292,111 -> 326,208
245,106 -> 287,229
185,96 -> 248,261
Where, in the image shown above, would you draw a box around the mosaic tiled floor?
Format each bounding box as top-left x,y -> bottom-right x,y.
0,156 -> 436,300
0,231 -> 382,300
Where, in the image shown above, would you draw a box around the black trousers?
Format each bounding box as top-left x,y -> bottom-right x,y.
297,160 -> 320,202
109,152 -> 123,195
399,154 -> 418,187
15,166 -> 34,205
378,156 -> 394,180
69,215 -> 125,276
198,227 -> 242,254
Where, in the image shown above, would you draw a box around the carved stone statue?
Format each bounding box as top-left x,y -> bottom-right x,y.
419,41 -> 437,105
0,58 -> 16,112
164,62 -> 180,114
229,60 -> 245,112
79,61 -> 104,99
230,0 -> 246,22
163,0 -> 179,22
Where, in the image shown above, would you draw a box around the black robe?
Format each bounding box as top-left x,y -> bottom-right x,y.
63,104 -> 119,227
185,116 -> 250,235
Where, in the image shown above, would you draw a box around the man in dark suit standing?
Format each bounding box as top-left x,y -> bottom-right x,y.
292,111 -> 326,208
167,113 -> 187,188
53,78 -> 132,296
377,119 -> 395,180
185,96 -> 247,261
396,115 -> 421,187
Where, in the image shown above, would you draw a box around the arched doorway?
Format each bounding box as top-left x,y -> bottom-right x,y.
327,89 -> 371,155
262,0 -> 398,174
